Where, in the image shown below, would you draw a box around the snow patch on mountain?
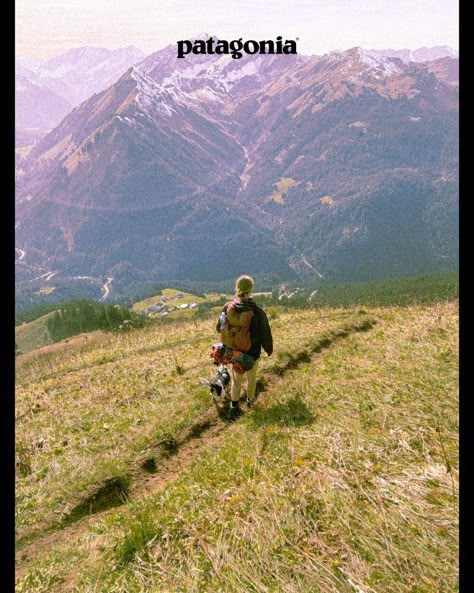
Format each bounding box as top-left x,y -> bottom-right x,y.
329,47 -> 402,78
188,87 -> 221,102
131,67 -> 196,116
132,54 -> 266,114
224,59 -> 260,83
357,49 -> 403,75
157,55 -> 261,95
163,62 -> 211,85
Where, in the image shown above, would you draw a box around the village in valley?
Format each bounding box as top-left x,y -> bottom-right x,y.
134,288 -> 278,319
140,292 -> 200,318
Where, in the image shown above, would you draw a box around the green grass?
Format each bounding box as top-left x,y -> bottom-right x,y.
15,301 -> 146,355
16,302 -> 458,592
268,273 -> 458,309
15,313 -> 55,354
16,302 -> 80,326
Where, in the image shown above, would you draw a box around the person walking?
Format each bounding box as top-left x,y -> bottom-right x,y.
216,275 -> 273,420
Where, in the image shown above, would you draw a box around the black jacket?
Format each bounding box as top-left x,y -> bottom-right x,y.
216,297 -> 273,360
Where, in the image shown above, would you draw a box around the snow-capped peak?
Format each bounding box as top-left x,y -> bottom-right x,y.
356,48 -> 404,75
326,47 -> 404,78
131,67 -> 197,116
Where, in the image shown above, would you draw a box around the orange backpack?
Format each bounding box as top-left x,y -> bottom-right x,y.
220,301 -> 254,352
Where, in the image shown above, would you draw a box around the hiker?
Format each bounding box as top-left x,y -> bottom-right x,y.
216,275 -> 273,420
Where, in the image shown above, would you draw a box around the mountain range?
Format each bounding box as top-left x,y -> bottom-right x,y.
16,46 -> 145,146
366,45 -> 458,64
15,39 -> 458,300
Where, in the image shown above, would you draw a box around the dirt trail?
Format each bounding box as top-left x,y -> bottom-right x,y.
16,318 -> 376,580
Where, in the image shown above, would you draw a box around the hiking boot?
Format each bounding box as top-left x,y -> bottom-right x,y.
228,404 -> 242,421
246,397 -> 255,408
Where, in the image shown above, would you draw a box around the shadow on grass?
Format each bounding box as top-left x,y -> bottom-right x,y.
249,394 -> 316,428
217,406 -> 231,422
60,475 -> 130,527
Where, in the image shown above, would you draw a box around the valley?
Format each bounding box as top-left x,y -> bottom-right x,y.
15,43 -> 458,301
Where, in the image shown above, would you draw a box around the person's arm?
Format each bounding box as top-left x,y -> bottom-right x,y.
260,310 -> 273,356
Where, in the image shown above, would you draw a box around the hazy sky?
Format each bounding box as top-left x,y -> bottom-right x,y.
16,0 -> 459,60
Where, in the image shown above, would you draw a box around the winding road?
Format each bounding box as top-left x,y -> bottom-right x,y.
30,271 -> 57,282
100,277 -> 113,302
15,248 -> 26,261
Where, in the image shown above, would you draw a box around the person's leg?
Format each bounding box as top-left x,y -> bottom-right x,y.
246,359 -> 259,402
230,367 -> 244,403
229,367 -> 244,419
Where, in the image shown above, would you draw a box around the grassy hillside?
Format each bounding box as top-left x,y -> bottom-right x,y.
273,273 -> 459,308
15,313 -> 55,354
15,300 -> 146,355
16,302 -> 458,592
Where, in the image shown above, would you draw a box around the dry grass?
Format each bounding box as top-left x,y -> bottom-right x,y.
16,309 -> 354,537
16,303 -> 458,593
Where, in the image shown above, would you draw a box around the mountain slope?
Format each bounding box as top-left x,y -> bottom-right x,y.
17,46 -> 146,105
15,74 -> 73,143
15,301 -> 458,591
232,50 -> 458,279
16,46 -> 145,146
16,44 -> 458,294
